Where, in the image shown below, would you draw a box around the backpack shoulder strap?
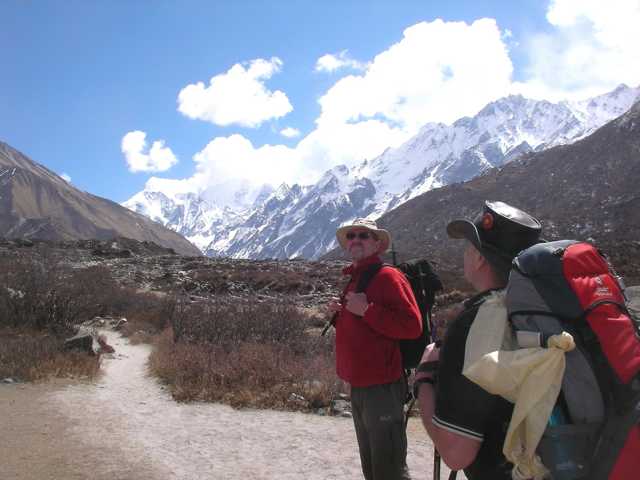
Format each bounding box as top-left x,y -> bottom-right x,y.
355,263 -> 385,293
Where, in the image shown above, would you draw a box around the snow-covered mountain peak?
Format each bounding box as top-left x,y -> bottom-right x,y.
124,84 -> 640,260
567,84 -> 640,130
271,182 -> 291,200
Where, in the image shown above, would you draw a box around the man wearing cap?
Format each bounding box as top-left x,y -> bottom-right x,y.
414,201 -> 542,480
329,218 -> 422,480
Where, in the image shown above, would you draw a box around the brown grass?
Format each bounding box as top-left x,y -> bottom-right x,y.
117,291 -> 177,341
0,254 -> 121,380
0,328 -> 100,381
148,298 -> 343,411
0,255 -> 122,332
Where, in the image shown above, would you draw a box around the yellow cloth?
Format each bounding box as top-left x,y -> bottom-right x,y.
461,291 -> 575,480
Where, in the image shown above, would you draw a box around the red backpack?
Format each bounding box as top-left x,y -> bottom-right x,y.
506,240 -> 640,480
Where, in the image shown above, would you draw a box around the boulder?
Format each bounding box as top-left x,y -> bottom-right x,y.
330,399 -> 351,417
64,328 -> 99,355
113,318 -> 128,331
287,393 -> 307,408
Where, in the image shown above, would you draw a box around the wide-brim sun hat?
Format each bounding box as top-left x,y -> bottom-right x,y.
447,201 -> 542,274
336,218 -> 391,253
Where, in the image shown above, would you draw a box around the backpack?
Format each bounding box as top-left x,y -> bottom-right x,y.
505,240 -> 640,480
356,259 -> 443,370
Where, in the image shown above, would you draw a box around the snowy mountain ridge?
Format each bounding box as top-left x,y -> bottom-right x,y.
123,84 -> 640,259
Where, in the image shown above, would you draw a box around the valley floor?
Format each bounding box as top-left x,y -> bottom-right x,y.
1,331 -> 460,480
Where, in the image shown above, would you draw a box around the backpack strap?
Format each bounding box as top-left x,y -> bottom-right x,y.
321,274 -> 359,337
355,262 -> 385,293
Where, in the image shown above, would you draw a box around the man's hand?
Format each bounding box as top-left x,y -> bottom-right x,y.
327,297 -> 342,314
344,291 -> 370,316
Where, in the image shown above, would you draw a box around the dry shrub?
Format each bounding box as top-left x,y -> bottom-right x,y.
435,289 -> 467,308
0,328 -> 100,381
0,255 -> 120,332
430,290 -> 468,340
173,297 -> 311,349
149,298 -> 342,411
0,255 -> 117,380
189,261 -> 338,296
118,290 -> 177,338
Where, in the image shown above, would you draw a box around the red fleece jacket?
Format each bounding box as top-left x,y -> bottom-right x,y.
335,254 -> 423,387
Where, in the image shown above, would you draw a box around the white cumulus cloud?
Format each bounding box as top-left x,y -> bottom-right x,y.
177,57 -> 293,127
179,121 -> 410,191
141,19 -> 516,194
317,19 -> 514,130
191,134 -> 300,187
294,120 -> 408,183
280,127 -> 301,138
514,0 -> 640,100
315,50 -> 367,73
122,131 -> 178,173
60,173 -> 71,183
136,8 -> 640,202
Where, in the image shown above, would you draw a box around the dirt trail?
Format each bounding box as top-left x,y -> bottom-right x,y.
1,331 -> 459,480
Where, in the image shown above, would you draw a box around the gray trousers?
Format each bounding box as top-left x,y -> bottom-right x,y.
351,379 -> 412,480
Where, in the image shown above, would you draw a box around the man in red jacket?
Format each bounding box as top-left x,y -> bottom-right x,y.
329,218 -> 422,480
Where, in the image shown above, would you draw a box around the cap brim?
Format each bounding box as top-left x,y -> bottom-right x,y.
447,219 -> 482,250
447,219 -> 512,275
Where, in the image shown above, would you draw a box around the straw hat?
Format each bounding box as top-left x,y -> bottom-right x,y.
336,218 -> 391,253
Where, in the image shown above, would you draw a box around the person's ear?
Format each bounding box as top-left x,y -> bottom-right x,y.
469,247 -> 489,272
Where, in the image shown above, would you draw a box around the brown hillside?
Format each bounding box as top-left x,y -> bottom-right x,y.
0,142 -> 201,256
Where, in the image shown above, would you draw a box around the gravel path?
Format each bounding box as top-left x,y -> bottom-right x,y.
1,331 -> 460,480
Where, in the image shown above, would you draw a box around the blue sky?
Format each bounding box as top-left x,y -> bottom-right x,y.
2,0 -> 639,203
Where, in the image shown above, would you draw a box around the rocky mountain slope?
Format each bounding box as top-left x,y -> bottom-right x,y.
0,142 -> 201,256
125,84 -> 640,260
325,98 -> 640,290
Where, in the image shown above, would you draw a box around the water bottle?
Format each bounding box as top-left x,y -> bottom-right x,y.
541,404 -> 588,479
548,404 -> 568,426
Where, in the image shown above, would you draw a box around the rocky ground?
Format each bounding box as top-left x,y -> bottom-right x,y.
0,237 -> 349,309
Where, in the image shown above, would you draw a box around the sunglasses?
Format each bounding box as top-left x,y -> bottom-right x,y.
346,231 -> 375,240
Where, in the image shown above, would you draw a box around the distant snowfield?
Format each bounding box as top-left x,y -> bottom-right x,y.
1,331 -> 461,480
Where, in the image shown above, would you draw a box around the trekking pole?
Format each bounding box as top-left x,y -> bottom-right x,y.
320,312 -> 337,336
434,450 -> 441,480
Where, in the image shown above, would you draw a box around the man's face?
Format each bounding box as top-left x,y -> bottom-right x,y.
345,228 -> 381,262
